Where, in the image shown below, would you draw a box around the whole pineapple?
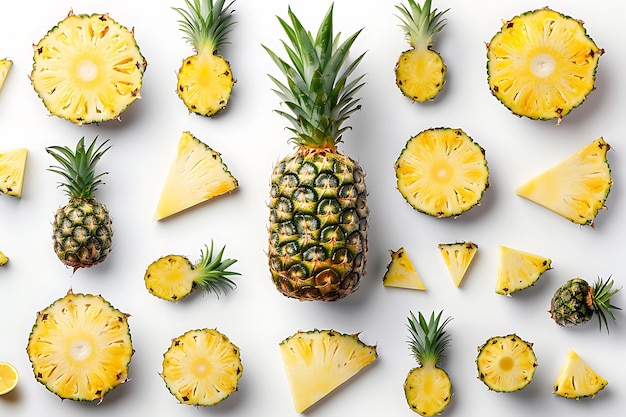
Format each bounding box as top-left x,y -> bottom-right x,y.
47,137 -> 113,271
264,5 -> 368,301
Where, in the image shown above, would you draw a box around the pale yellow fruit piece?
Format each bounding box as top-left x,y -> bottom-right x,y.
438,241 -> 478,287
0,148 -> 27,198
0,58 -> 12,91
383,247 -> 426,290
154,131 -> 238,220
279,329 -> 377,413
516,137 -> 611,226
0,250 -> 8,266
496,246 -> 551,296
0,362 -> 19,395
554,349 -> 607,399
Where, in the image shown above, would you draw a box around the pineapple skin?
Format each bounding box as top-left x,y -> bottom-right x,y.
53,198 -> 113,270
268,148 -> 368,301
549,278 -> 593,327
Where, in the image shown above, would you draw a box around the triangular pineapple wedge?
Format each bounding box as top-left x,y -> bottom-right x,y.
0,148 -> 27,198
0,58 -> 11,92
383,247 -> 426,290
496,246 -> 551,296
0,250 -> 8,266
554,349 -> 607,399
438,241 -> 478,287
154,131 -> 238,220
516,138 -> 611,226
279,329 -> 377,413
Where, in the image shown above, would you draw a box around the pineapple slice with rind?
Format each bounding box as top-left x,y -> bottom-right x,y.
554,349 -> 607,399
0,58 -> 12,92
154,131 -> 238,220
279,329 -> 377,413
161,328 -> 243,406
496,246 -> 551,296
383,247 -> 426,290
516,137 -> 611,226
438,241 -> 477,287
0,148 -> 27,198
0,250 -> 8,266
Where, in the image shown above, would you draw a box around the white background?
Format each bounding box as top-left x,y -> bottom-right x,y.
1,0 -> 625,416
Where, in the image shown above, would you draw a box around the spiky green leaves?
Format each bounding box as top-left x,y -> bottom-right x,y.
263,4 -> 365,149
396,0 -> 448,51
193,241 -> 239,296
173,0 -> 236,54
47,137 -> 110,200
407,310 -> 452,367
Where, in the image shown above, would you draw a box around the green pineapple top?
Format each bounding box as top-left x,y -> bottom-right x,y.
46,137 -> 110,200
173,0 -> 236,55
591,276 -> 621,333
193,241 -> 240,296
407,310 -> 452,367
396,0 -> 448,51
263,4 -> 365,149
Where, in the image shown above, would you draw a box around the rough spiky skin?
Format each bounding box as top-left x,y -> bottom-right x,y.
269,149 -> 368,301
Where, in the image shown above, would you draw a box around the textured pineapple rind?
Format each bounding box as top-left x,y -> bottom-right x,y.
30,12 -> 147,125
486,8 -> 602,122
549,278 -> 594,327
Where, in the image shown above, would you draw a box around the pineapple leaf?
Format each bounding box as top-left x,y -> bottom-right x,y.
173,0 -> 236,54
407,310 -> 452,367
194,240 -> 240,297
591,276 -> 621,333
396,0 -> 448,50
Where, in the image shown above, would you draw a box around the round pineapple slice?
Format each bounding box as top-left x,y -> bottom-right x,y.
487,8 -> 603,123
395,128 -> 489,218
476,334 -> 537,392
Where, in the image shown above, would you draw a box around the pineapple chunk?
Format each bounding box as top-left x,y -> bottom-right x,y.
383,247 -> 426,290
0,148 -> 27,198
516,138 -> 611,226
496,246 -> 551,296
477,334 -> 538,392
279,329 -> 377,413
438,241 -> 478,287
0,250 -> 7,266
554,350 -> 607,399
0,58 -> 12,92
154,131 -> 238,220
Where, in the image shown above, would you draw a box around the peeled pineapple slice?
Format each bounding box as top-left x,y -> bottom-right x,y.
0,148 -> 27,198
477,334 -> 538,392
0,58 -> 12,92
516,138 -> 611,226
496,246 -> 551,296
279,329 -> 377,413
438,241 -> 478,287
395,128 -> 489,218
383,247 -> 426,290
0,250 -> 7,266
154,131 -> 238,220
554,349 -> 607,399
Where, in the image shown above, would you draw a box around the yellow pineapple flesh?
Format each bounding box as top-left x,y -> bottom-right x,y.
0,58 -> 12,92
477,334 -> 538,392
438,241 -> 478,287
554,349 -> 607,399
383,247 -> 426,290
0,148 -> 27,198
496,246 -> 551,296
0,250 -> 8,266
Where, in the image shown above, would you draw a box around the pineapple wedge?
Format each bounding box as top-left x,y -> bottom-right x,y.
554,349 -> 607,399
0,58 -> 12,92
280,329 -> 377,413
154,131 -> 238,220
0,148 -> 27,198
0,250 -> 8,266
516,138 -> 611,226
496,246 -> 551,296
438,241 -> 477,287
383,247 -> 426,290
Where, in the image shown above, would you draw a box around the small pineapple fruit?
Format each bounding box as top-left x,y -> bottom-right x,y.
383,247 -> 426,290
26,290 -> 133,402
174,0 -> 236,116
0,362 -> 19,395
438,241 -> 477,287
144,241 -> 239,301
265,5 -> 368,301
487,8 -> 603,123
161,328 -> 243,406
495,246 -> 551,296
47,137 -> 113,271
516,138 -> 611,226
0,148 -> 27,198
395,128 -> 489,218
0,250 -> 8,266
550,276 -> 621,332
395,0 -> 449,102
154,131 -> 238,221
31,11 -> 147,125
404,311 -> 453,416
0,58 -> 12,92
476,334 -> 537,392
554,350 -> 607,399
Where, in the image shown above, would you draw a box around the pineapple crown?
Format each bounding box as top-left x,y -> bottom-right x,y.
407,310 -> 452,367
396,0 -> 448,50
591,276 -> 621,333
173,0 -> 236,54
263,3 -> 366,149
47,137 -> 110,199
194,241 -> 240,297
